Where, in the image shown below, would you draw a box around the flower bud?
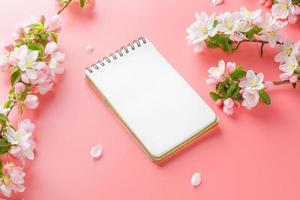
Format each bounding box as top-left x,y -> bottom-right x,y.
14,82 -> 26,94
264,81 -> 274,89
226,62 -> 236,73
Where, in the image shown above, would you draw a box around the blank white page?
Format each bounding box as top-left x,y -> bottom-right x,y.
85,38 -> 217,159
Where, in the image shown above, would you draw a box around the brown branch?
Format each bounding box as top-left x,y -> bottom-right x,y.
57,0 -> 73,15
234,39 -> 283,57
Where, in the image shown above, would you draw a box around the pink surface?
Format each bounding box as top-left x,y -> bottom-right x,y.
1,0 -> 300,199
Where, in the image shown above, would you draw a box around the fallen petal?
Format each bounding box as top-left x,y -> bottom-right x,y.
86,45 -> 94,55
90,144 -> 102,159
212,0 -> 224,6
191,172 -> 202,187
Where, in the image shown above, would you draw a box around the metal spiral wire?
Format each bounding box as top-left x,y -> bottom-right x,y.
86,37 -> 147,73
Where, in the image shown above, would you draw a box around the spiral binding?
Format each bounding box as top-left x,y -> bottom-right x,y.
85,37 -> 147,73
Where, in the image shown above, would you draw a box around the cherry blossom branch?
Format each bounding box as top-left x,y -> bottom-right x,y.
0,15 -> 65,197
207,60 -> 300,115
272,78 -> 300,86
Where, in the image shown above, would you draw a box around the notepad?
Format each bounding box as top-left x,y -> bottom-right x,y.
85,37 -> 218,163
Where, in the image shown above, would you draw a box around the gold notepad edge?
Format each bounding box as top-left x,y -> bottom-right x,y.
85,74 -> 218,164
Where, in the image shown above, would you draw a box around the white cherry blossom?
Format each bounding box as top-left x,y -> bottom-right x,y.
275,39 -> 300,63
217,12 -> 240,35
11,45 -> 45,80
206,59 -> 225,85
279,56 -> 299,79
186,12 -> 218,52
242,89 -> 260,110
239,70 -> 264,91
239,7 -> 262,21
271,0 -> 294,19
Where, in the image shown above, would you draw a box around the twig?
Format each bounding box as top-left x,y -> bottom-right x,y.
57,0 -> 73,15
234,39 -> 283,57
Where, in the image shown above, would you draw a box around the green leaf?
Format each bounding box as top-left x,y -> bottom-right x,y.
3,100 -> 12,109
80,0 -> 86,7
259,89 -> 271,105
246,26 -> 262,40
0,138 -> 10,155
0,113 -> 8,127
292,0 -> 300,4
0,160 -> 3,176
218,35 -> 233,53
230,67 -> 246,81
10,68 -> 21,86
27,43 -> 44,58
227,83 -> 238,96
49,32 -> 58,43
27,23 -> 44,31
209,92 -> 222,101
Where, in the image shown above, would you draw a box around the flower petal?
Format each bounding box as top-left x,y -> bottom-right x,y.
90,144 -> 103,159
191,172 -> 202,187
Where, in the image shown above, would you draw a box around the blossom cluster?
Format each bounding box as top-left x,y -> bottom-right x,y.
261,0 -> 300,24
207,60 -> 272,115
275,39 -> 300,83
186,7 -> 286,53
0,15 -> 64,197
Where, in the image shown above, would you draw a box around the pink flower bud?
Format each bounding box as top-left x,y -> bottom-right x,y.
289,75 -> 298,83
215,99 -> 223,107
4,43 -> 14,52
14,82 -> 26,94
226,62 -> 236,73
264,81 -> 274,89
40,15 -> 46,25
25,95 -> 39,109
264,0 -> 272,7
21,74 -> 30,84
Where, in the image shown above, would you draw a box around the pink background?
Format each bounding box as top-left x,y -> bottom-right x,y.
0,0 -> 300,199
